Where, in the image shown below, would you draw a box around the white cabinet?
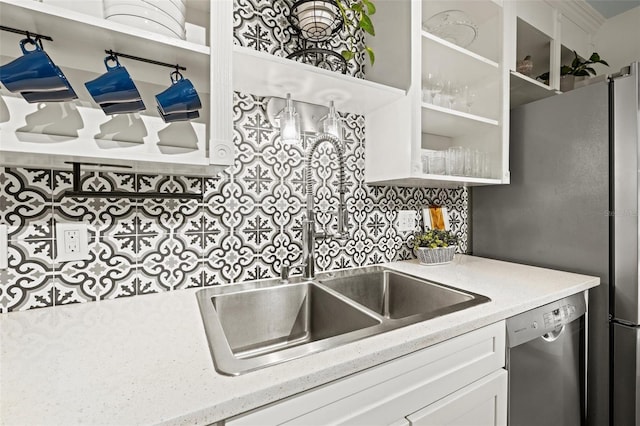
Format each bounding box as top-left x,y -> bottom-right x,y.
407,369 -> 507,426
365,0 -> 510,188
0,0 -> 234,176
228,321 -> 506,426
506,0 -> 603,107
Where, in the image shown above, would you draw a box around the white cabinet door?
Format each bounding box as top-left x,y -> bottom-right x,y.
407,369 -> 508,426
228,322 -> 505,426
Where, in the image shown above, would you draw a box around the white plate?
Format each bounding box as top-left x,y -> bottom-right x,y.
105,14 -> 184,39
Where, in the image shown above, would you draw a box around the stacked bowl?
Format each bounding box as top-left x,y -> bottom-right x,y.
104,0 -> 187,39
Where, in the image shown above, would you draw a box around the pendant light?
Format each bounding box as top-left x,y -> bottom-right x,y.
279,93 -> 301,144
320,100 -> 341,140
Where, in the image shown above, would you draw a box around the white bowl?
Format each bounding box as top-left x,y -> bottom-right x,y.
105,14 -> 184,39
104,0 -> 186,21
104,0 -> 185,16
144,0 -> 185,17
104,2 -> 185,27
105,4 -> 185,37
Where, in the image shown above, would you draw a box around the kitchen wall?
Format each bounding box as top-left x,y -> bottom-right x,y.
0,0 -> 469,313
593,6 -> 640,74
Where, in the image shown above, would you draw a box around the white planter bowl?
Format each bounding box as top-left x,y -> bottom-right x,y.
414,246 -> 456,265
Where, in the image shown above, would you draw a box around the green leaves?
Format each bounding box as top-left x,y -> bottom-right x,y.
336,0 -> 377,66
553,50 -> 609,78
412,229 -> 458,250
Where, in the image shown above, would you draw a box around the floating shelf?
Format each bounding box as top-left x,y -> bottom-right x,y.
510,71 -> 557,108
421,103 -> 499,137
232,45 -> 406,115
0,0 -> 211,90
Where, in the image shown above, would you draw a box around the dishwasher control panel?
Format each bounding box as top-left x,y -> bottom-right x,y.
506,293 -> 586,348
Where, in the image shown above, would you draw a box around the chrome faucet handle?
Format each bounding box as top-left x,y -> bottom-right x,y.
280,262 -> 306,283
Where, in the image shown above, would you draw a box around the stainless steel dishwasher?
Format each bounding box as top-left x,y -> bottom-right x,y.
506,293 -> 586,426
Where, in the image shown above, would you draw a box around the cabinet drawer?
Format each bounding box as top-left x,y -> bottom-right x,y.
407,369 -> 507,426
228,321 -> 505,426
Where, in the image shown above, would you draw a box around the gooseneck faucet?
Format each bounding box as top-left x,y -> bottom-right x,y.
281,133 -> 348,282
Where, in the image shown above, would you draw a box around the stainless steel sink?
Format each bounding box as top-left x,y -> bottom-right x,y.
209,282 -> 380,359
197,266 -> 490,375
319,269 -> 483,320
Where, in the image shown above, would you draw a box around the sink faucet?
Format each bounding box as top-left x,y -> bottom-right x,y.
281,132 -> 349,282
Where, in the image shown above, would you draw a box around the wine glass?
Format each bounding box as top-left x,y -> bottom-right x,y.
462,85 -> 477,113
423,72 -> 442,105
442,80 -> 458,109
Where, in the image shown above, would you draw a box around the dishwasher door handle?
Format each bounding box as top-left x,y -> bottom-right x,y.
542,325 -> 565,342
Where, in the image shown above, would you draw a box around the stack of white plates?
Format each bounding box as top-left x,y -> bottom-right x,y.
104,0 -> 187,40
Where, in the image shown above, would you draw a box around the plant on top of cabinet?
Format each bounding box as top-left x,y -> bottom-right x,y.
536,51 -> 609,82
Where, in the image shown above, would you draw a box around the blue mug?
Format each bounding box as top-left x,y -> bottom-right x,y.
101,100 -> 146,115
0,39 -> 70,93
157,106 -> 200,123
155,72 -> 201,115
85,56 -> 143,105
22,86 -> 78,103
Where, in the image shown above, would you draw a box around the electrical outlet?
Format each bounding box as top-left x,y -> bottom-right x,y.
0,224 -> 8,269
56,223 -> 90,262
397,210 -> 416,232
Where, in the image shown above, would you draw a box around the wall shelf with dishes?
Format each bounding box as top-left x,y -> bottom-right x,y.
365,0 -> 509,188
0,0 -> 233,176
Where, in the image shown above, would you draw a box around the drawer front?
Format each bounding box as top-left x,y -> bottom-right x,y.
407,369 -> 508,426
228,321 -> 505,426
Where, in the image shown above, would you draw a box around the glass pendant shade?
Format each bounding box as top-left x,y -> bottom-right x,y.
279,93 -> 300,144
320,100 -> 341,140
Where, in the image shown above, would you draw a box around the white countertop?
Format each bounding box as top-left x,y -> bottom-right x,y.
0,255 -> 599,425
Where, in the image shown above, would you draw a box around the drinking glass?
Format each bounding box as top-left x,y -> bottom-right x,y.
446,146 -> 464,176
462,85 -> 477,113
442,80 -> 459,109
428,151 -> 446,175
423,72 -> 442,105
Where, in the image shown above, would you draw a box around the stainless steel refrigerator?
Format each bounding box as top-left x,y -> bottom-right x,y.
472,62 -> 639,426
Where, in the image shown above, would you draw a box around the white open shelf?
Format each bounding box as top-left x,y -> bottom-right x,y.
232,46 -> 406,115
510,71 -> 557,108
421,103 -> 499,137
421,31 -> 499,85
0,0 -> 211,90
367,174 -> 503,188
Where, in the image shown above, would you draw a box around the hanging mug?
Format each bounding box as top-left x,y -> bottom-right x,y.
0,38 -> 71,93
85,55 -> 144,106
155,70 -> 201,115
157,106 -> 200,123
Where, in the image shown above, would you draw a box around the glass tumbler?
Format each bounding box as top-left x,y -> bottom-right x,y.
428,151 -> 446,175
446,146 -> 464,176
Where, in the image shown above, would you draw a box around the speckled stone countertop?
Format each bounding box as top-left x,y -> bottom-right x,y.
0,255 -> 599,425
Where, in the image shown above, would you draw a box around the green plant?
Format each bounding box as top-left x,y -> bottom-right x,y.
336,0 -> 376,65
412,229 -> 458,250
536,51 -> 609,82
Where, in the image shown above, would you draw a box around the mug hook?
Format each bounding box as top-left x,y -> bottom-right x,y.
171,67 -> 183,84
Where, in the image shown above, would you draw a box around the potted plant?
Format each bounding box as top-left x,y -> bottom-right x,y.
412,228 -> 458,265
536,51 -> 609,91
335,0 -> 376,65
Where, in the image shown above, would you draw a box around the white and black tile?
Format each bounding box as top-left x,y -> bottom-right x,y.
1,3 -> 469,313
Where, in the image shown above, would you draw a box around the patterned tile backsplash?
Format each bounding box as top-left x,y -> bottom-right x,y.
0,92 -> 468,313
0,1 -> 468,313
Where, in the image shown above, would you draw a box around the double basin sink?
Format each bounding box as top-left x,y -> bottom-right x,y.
196,266 -> 490,375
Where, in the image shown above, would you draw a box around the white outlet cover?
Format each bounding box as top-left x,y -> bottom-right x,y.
56,223 -> 90,262
397,210 -> 416,232
0,224 -> 8,269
